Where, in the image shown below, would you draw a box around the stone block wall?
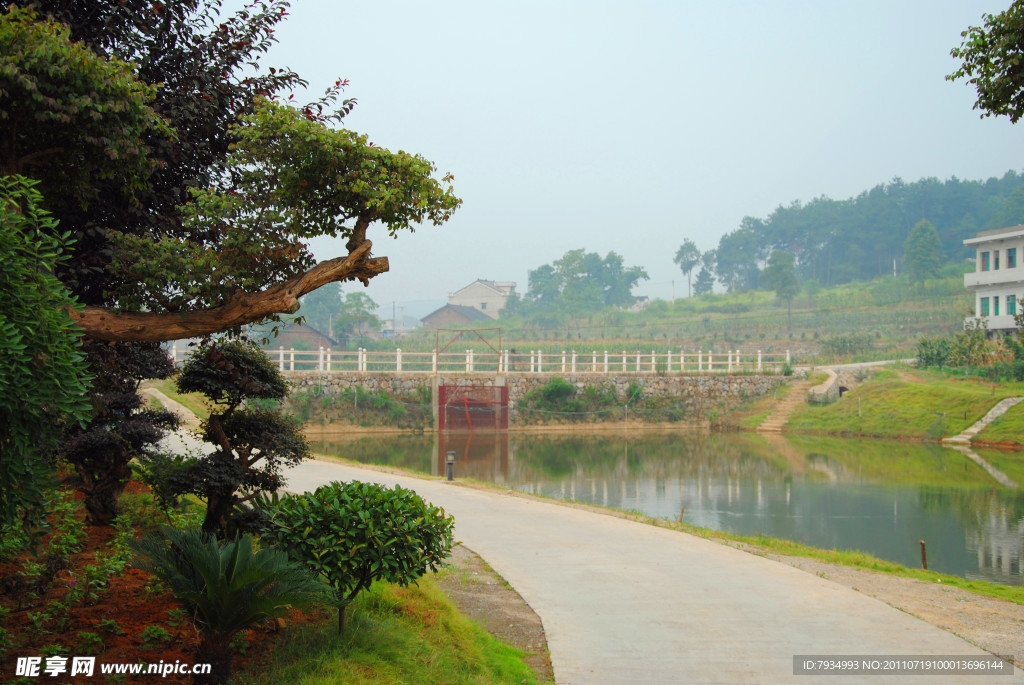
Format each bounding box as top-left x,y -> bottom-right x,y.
287,372 -> 786,426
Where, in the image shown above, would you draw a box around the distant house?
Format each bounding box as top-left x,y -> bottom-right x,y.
963,225 -> 1024,333
446,280 -> 517,320
421,304 -> 494,329
263,323 -> 339,351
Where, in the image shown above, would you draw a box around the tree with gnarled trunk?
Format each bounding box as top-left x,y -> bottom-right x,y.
75,98 -> 460,342
4,2 -> 460,343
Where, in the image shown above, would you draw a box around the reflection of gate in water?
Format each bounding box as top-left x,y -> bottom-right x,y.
436,430 -> 510,480
437,385 -> 508,431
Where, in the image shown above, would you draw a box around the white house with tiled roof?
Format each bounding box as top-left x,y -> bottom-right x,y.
963,225 -> 1024,333
446,279 -> 517,320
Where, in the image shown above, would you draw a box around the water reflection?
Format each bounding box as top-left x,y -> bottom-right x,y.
306,430 -> 1024,586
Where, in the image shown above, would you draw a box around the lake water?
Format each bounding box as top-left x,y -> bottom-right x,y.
307,430 -> 1024,586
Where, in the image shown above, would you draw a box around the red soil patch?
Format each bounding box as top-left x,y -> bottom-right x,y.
0,480 -> 316,684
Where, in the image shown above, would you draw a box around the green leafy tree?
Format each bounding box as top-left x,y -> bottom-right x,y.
527,263 -> 563,308
949,1 -> 1024,122
714,220 -> 764,292
521,249 -> 648,316
693,251 -> 716,296
903,219 -> 945,284
173,341 -> 309,537
0,7 -> 171,200
264,480 -> 455,634
673,239 -> 702,298
988,186 -> 1024,229
0,176 -> 92,529
761,250 -> 799,330
131,527 -> 327,685
334,292 -> 381,345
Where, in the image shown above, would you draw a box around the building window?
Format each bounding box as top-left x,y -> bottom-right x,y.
980,297 -> 990,316
1010,295 -> 1019,316
1009,248 -> 1018,269
995,297 -> 1001,316
480,302 -> 487,309
995,250 -> 1001,270
981,251 -> 990,271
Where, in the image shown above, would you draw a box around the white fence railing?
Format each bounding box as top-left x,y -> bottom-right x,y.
168,345 -> 791,375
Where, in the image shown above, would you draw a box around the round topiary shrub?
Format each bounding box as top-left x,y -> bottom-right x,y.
263,480 -> 455,633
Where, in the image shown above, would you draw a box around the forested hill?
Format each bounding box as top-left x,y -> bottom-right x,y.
713,171 -> 1024,291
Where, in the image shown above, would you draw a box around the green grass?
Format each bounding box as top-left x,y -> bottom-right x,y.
808,371 -> 829,386
974,402 -> 1024,446
235,579 -> 546,685
658,519 -> 1024,605
787,367 -> 1024,440
147,378 -> 211,420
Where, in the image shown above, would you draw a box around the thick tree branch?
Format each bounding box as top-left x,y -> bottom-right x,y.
70,240 -> 387,342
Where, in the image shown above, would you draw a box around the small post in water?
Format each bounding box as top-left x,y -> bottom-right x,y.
920,539 -> 928,570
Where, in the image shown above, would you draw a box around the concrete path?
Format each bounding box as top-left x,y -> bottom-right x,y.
943,397 -> 1024,446
285,459 -> 1021,685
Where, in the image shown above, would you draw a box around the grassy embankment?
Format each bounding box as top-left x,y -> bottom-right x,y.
234,579 -> 544,685
781,367 -> 1024,444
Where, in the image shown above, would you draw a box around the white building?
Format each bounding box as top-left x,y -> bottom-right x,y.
963,225 -> 1024,333
446,279 -> 517,320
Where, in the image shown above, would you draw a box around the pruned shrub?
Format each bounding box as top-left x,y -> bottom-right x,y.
262,480 -> 455,633
156,341 -> 309,538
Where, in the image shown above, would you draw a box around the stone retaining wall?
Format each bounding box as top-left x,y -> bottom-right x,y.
288,372 -> 786,425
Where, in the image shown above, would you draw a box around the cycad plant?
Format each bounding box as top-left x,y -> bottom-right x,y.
130,526 -> 328,685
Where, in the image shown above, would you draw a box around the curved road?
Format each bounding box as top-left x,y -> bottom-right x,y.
285,458 -> 1021,685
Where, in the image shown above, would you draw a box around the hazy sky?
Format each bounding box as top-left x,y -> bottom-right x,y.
265,1 -> 1023,320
